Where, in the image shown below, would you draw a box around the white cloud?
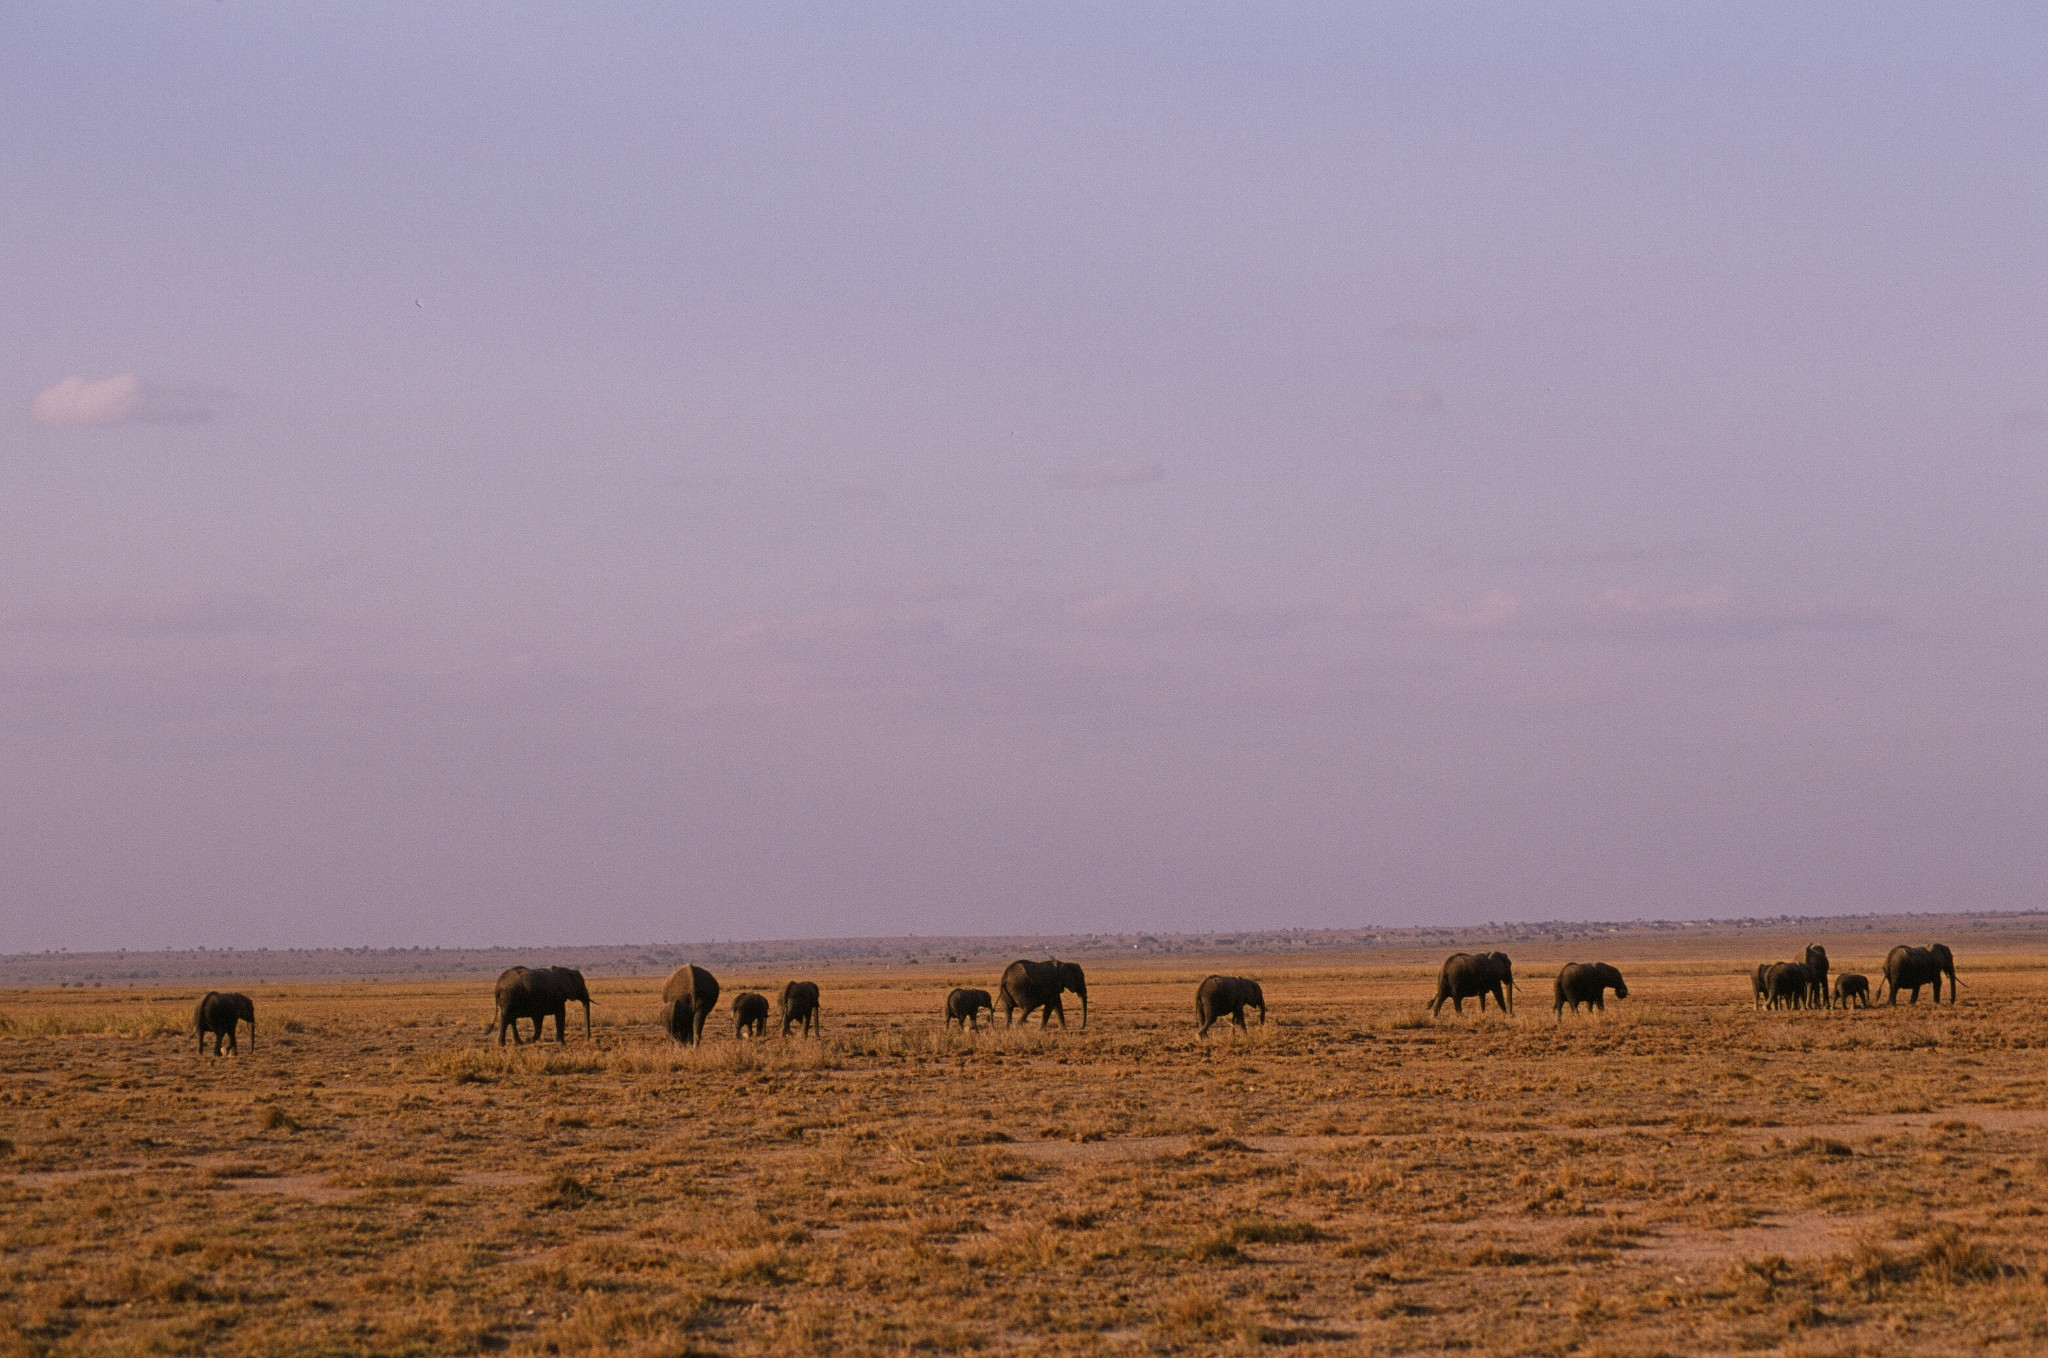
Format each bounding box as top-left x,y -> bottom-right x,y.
31,374 -> 143,428
1051,458 -> 1164,489
1413,590 -> 1520,631
30,374 -> 224,428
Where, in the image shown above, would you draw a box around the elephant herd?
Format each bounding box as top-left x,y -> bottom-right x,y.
186,941 -> 1970,1056
1750,942 -> 1961,1010
1427,952 -> 1628,1019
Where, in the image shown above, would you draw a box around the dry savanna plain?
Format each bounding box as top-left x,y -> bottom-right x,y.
5,922 -> 2048,1357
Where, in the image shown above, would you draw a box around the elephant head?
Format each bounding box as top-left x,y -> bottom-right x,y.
547,966 -> 593,1039
1056,961 -> 1088,1029
1608,967 -> 1629,999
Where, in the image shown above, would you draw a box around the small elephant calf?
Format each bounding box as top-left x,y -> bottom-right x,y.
945,988 -> 995,1030
1553,963 -> 1627,1019
1833,973 -> 1871,1008
733,992 -> 770,1039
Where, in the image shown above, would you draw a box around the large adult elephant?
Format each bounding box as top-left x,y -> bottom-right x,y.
1430,952 -> 1515,1016
1764,961 -> 1813,1010
1554,963 -> 1627,1018
195,991 -> 255,1055
1195,975 -> 1266,1035
491,966 -> 593,1046
780,981 -> 821,1037
1882,944 -> 1958,1005
661,964 -> 721,1044
1801,944 -> 1831,1009
999,959 -> 1087,1029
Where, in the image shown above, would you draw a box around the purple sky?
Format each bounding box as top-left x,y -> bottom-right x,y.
4,5 -> 2045,951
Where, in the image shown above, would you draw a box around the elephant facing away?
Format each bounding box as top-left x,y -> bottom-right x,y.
780,981 -> 821,1037
1765,961 -> 1815,1010
1431,952 -> 1515,1016
1833,973 -> 1871,1008
999,959 -> 1087,1029
1883,944 -> 1958,1005
662,964 -> 721,1045
1554,963 -> 1627,1018
492,966 -> 593,1046
1751,964 -> 1769,1009
1195,975 -> 1266,1035
945,987 -> 995,1030
733,992 -> 770,1038
195,991 -> 255,1055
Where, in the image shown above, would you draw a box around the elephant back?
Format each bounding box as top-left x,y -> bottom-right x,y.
663,964 -> 720,1009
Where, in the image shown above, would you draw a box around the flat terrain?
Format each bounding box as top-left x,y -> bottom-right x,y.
4,935 -> 2047,1356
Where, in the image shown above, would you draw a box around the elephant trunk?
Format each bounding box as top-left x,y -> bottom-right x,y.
249,1017 -> 255,1052
1078,990 -> 1088,1030
582,1000 -> 591,1040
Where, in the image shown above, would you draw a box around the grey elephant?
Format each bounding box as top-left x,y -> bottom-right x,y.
1750,963 -> 1773,1009
1802,944 -> 1831,1008
999,959 -> 1087,1029
195,991 -> 255,1055
1554,962 -> 1627,1018
661,964 -> 721,1044
1764,960 -> 1814,1009
1882,944 -> 1958,1005
1430,952 -> 1515,1016
491,965 -> 593,1046
1833,973 -> 1871,1008
779,981 -> 821,1037
1195,975 -> 1266,1035
733,992 -> 770,1038
945,987 -> 995,1030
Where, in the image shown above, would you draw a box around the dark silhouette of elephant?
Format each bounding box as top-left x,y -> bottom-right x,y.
1833,973 -> 1871,1008
1802,944 -> 1831,1008
780,981 -> 821,1037
733,992 -> 770,1038
1765,961 -> 1814,1009
1750,963 -> 1769,1009
661,964 -> 721,1044
1195,975 -> 1266,1035
1554,963 -> 1627,1018
1882,944 -> 1958,1005
1430,952 -> 1515,1016
999,959 -> 1087,1029
491,965 -> 593,1045
195,991 -> 255,1055
945,987 -> 994,1030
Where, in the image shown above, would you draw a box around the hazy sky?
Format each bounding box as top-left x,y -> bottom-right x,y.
4,4 -> 2045,951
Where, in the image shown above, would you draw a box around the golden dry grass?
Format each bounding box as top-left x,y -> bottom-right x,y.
4,946 -> 2048,1356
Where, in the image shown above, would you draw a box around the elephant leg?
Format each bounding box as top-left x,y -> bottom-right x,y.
1232,1007 -> 1247,1031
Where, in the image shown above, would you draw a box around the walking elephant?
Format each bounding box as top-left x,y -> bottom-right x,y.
733,992 -> 770,1038
1195,975 -> 1266,1035
1751,963 -> 1770,1009
491,966 -> 593,1046
999,959 -> 1087,1029
1833,973 -> 1871,1008
661,964 -> 721,1045
1802,944 -> 1831,1008
945,987 -> 995,1030
1882,944 -> 1958,1005
1430,952 -> 1515,1016
195,991 -> 255,1055
1764,961 -> 1814,1010
1554,963 -> 1627,1018
779,981 -> 821,1037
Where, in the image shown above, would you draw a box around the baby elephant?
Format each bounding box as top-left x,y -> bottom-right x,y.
945,987 -> 995,1030
733,992 -> 770,1039
195,991 -> 255,1055
1833,973 -> 1871,1008
1553,963 -> 1627,1019
780,981 -> 822,1037
1196,975 -> 1266,1035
